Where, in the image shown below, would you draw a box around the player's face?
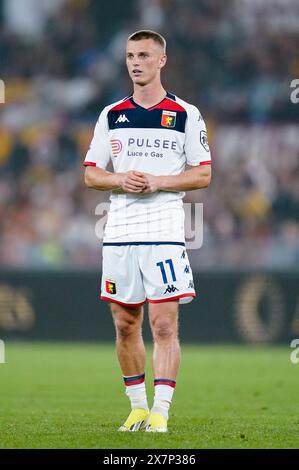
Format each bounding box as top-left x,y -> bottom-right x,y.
126,39 -> 166,86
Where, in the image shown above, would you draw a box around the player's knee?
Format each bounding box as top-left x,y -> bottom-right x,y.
110,304 -> 143,339
152,320 -> 177,342
115,319 -> 140,339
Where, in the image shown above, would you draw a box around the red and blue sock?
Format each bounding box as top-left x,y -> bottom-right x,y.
152,378 -> 176,419
123,373 -> 148,410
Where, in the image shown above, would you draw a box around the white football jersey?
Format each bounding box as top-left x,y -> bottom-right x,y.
84,92 -> 211,244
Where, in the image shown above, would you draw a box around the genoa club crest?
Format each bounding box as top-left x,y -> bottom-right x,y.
105,279 -> 116,295
161,110 -> 176,128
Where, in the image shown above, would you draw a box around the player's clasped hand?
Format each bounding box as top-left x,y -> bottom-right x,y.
118,170 -> 147,193
119,170 -> 159,194
139,172 -> 160,193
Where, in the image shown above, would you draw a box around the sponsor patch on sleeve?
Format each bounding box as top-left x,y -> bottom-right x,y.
200,130 -> 210,152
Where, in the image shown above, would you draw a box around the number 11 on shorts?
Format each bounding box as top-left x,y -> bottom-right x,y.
156,259 -> 177,284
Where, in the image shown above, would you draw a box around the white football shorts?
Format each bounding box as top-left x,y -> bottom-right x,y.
100,243 -> 196,306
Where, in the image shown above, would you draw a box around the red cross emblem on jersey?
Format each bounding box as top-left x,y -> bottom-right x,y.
161,110 -> 177,128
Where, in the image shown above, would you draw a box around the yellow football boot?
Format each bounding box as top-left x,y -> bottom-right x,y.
118,408 -> 149,432
144,412 -> 168,433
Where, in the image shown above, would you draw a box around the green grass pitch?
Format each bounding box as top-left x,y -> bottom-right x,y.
0,342 -> 298,449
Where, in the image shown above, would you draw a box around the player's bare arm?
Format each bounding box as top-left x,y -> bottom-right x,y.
141,165 -> 211,193
85,167 -> 147,193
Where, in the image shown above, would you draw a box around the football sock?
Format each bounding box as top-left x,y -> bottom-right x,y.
123,373 -> 148,410
152,378 -> 176,419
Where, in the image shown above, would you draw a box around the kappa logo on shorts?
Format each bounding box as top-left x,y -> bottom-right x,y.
105,279 -> 116,295
184,265 -> 190,274
188,280 -> 194,289
164,284 -> 179,294
181,250 -> 186,259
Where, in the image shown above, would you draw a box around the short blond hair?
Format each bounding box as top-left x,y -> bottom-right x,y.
127,30 -> 166,53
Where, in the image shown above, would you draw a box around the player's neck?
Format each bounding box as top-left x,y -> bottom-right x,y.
132,82 -> 166,109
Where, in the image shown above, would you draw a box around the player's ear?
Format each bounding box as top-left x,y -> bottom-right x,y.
159,54 -> 167,69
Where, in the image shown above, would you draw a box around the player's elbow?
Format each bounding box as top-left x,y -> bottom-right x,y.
201,173 -> 211,188
84,173 -> 93,188
84,167 -> 95,188
197,165 -> 211,189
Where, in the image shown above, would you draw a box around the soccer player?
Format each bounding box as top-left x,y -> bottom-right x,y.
84,30 -> 211,432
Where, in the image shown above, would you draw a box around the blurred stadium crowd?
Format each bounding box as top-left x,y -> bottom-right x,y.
0,0 -> 298,268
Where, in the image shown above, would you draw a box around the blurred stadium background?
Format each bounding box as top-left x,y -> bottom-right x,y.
0,0 -> 299,344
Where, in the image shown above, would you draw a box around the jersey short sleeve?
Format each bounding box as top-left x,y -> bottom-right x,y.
84,107 -> 110,169
184,105 -> 211,166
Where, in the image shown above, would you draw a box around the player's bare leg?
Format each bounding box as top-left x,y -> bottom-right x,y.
111,303 -> 145,375
149,300 -> 180,379
146,301 -> 180,432
111,303 -> 149,431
